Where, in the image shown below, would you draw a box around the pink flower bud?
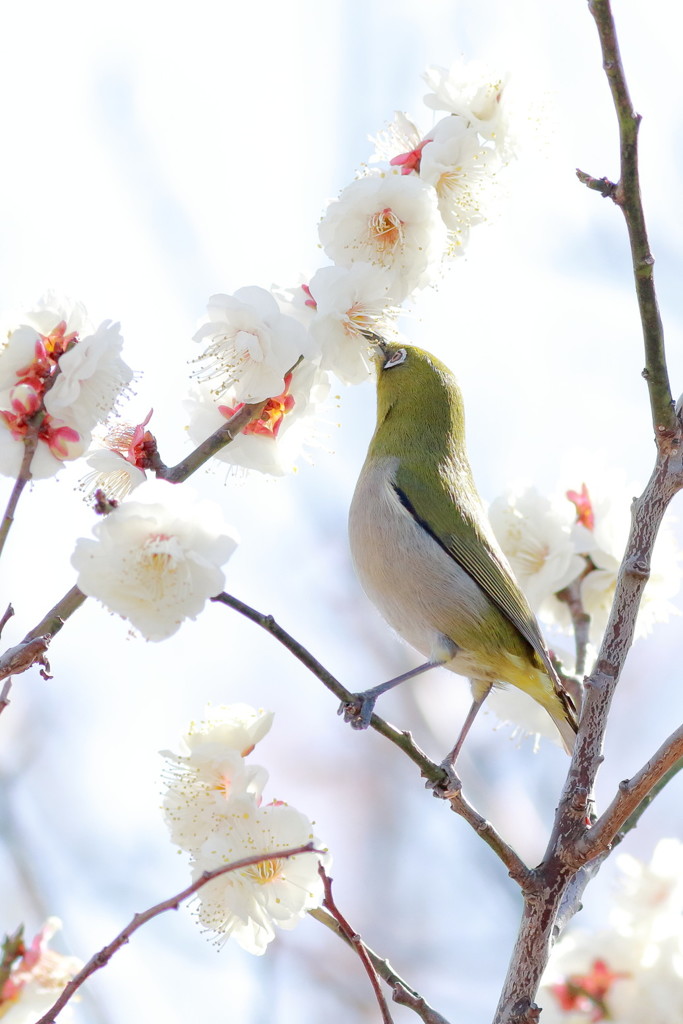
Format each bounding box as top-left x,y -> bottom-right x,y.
40,416 -> 83,461
9,383 -> 41,417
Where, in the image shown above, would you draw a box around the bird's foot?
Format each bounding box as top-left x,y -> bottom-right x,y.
338,693 -> 377,729
426,762 -> 462,800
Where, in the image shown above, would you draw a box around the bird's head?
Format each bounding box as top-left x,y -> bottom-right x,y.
365,339 -> 466,458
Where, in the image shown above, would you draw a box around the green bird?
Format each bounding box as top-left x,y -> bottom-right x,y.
344,341 -> 578,761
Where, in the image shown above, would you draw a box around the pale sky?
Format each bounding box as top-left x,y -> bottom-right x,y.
1,2 -> 683,1022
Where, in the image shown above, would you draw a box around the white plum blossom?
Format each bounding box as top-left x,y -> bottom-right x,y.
369,111 -> 423,167
0,325 -> 47,392
192,287 -> 311,403
423,61 -> 512,157
192,797 -> 325,955
161,704 -> 273,853
79,413 -> 155,501
419,115 -> 495,244
45,320 -> 133,434
0,306 -> 134,479
162,706 -> 327,956
308,263 -> 399,384
489,489 -> 586,617
611,839 -> 683,943
71,479 -> 238,640
0,918 -> 82,1024
318,171 -> 446,300
538,840 -> 683,1023
163,747 -> 268,853
79,447 -> 147,501
21,291 -> 93,338
270,280 -> 318,330
186,360 -> 330,476
179,703 -> 275,758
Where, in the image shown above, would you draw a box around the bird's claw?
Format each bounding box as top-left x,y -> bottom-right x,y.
426,762 -> 462,800
338,694 -> 376,729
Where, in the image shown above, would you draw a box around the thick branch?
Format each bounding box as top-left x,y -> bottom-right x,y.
493,877 -> 567,1024
495,448 -> 683,1019
587,0 -> 675,437
577,725 -> 683,859
550,455 -> 681,857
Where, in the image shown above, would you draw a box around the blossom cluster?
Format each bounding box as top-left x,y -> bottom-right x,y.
180,61 -> 513,476
490,483 -> 682,650
161,704 -> 326,955
0,295 -> 133,479
0,918 -> 82,1024
538,839 -> 683,1023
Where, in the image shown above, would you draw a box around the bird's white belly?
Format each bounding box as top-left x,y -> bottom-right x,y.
349,457 -> 491,678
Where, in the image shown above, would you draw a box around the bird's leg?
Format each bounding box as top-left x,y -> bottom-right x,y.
443,680 -> 493,767
340,659 -> 445,730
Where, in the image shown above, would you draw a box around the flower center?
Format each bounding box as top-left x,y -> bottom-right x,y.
244,858 -> 282,885
368,207 -> 404,253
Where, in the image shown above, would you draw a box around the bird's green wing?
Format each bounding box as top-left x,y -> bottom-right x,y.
393,460 -> 555,675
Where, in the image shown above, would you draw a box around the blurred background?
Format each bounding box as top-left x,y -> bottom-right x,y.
1,0 -> 683,1021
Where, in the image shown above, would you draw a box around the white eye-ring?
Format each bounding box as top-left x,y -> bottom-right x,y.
383,347 -> 407,370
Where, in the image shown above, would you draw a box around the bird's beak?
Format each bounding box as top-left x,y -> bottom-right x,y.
360,331 -> 389,359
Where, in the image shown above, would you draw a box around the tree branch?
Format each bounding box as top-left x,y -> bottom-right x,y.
310,907 -> 452,1024
494,400 -> 683,1021
34,844 -> 318,1024
554,573 -> 591,677
586,0 -> 675,440
577,725 -> 683,859
212,592 -> 529,879
435,771 -> 531,887
319,867 -> 395,1024
149,399 -> 268,483
0,430 -> 38,560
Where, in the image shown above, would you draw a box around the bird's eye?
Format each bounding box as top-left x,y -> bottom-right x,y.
383,348 -> 407,370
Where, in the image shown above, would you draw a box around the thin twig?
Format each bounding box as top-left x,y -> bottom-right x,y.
575,169 -> 617,198
319,867 -> 394,1024
21,586 -> 87,644
211,592 -> 444,781
435,772 -> 531,887
0,431 -> 38,560
150,399 -> 268,483
587,0 -> 675,440
555,573 -> 592,677
309,908 -> 452,1024
391,987 -> 453,1024
211,592 -> 528,878
0,636 -> 51,682
34,843 -> 318,1024
0,605 -> 14,638
0,678 -> 12,715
